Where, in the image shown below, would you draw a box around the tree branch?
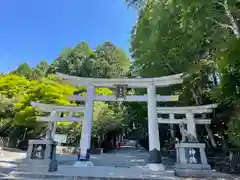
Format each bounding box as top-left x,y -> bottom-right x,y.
216,0 -> 240,37
162,57 -> 177,74
207,17 -> 235,31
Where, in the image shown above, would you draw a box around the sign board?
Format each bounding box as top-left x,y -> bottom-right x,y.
31,144 -> 46,159
54,134 -> 67,144
184,147 -> 201,164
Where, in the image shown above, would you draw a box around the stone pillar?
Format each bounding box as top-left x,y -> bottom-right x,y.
169,113 -> 175,138
51,122 -> 56,140
79,86 -> 95,161
186,112 -> 197,138
147,85 -> 162,164
45,111 -> 57,140
51,111 -> 58,140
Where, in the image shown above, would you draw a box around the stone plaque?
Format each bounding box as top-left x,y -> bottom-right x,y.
31,144 -> 46,159
185,147 -> 201,164
116,84 -> 127,99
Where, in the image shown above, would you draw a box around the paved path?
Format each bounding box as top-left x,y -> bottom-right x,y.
0,142 -> 238,179
10,166 -> 181,180
57,140 -> 175,168
0,150 -> 25,178
90,142 -> 149,167
0,140 -> 156,178
57,140 -> 149,167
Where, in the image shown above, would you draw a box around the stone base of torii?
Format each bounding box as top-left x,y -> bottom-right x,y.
19,139 -> 58,172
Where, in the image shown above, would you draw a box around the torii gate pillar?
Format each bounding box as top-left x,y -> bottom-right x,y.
79,86 -> 95,161
147,85 -> 164,170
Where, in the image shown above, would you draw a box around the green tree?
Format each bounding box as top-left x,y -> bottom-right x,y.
0,74 -> 77,147
125,0 -> 240,147
228,110 -> 240,147
95,42 -> 131,78
92,102 -> 121,146
32,60 -> 50,78
52,42 -> 96,77
0,74 -> 30,98
52,41 -> 130,78
11,63 -> 33,80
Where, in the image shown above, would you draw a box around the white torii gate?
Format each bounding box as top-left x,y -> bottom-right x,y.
56,72 -> 184,169
31,102 -> 84,140
157,104 -> 217,139
31,73 -> 218,172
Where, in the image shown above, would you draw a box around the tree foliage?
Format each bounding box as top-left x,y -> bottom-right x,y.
3,0 -> 240,149
51,42 -> 130,78
0,40 -> 131,148
127,0 -> 240,147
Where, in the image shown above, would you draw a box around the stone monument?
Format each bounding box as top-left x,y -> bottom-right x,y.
175,122 -> 211,177
157,104 -> 216,177
19,111 -> 58,172
174,143 -> 211,177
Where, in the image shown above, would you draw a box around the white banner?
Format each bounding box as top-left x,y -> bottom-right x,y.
54,134 -> 67,144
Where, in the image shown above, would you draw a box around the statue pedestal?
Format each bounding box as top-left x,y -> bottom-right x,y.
174,143 -> 211,178
19,139 -> 58,172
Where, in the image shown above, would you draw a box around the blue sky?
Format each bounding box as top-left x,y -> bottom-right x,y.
0,0 -> 137,73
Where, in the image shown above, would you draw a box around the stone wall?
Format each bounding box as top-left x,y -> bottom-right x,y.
56,146 -> 103,155
56,146 -> 77,154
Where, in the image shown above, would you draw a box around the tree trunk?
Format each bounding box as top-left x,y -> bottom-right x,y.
191,87 -> 217,148
113,135 -> 117,149
205,124 -> 217,148
191,89 -> 200,105
98,133 -> 104,148
222,138 -> 228,155
7,136 -> 17,148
